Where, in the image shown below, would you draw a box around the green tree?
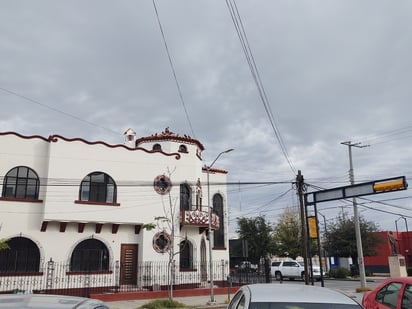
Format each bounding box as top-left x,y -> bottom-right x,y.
273,208 -> 303,259
0,239 -> 9,250
236,216 -> 275,264
323,213 -> 382,266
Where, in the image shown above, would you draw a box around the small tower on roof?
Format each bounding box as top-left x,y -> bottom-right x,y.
124,128 -> 136,148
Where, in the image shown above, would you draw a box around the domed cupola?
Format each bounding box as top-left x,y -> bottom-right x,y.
136,127 -> 204,159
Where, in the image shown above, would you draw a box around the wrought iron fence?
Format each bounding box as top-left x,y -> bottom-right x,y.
0,259 -> 253,297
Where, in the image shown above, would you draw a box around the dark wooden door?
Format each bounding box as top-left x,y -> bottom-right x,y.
120,244 -> 138,285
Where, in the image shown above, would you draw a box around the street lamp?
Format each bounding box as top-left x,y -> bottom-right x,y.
395,216 -> 411,265
206,148 -> 234,304
318,212 -> 329,274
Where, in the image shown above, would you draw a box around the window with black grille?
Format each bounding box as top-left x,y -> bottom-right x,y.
2,166 -> 40,200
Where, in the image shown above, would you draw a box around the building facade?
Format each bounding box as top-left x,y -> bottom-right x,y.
0,128 -> 229,293
364,230 -> 412,273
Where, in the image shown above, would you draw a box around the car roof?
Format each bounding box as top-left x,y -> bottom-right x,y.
244,283 -> 358,305
383,277 -> 412,283
0,294 -> 108,308
368,276 -> 412,293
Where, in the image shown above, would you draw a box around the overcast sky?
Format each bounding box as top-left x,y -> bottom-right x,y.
1,1 -> 412,237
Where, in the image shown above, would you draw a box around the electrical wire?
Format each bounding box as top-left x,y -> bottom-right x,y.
152,0 -> 196,138
0,87 -> 120,136
225,0 -> 296,175
353,124 -> 412,147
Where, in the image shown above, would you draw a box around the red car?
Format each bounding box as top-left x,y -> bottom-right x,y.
362,277 -> 412,309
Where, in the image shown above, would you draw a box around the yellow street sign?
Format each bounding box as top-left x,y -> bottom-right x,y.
373,178 -> 407,193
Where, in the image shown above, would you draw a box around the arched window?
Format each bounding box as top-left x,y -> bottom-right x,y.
213,193 -> 225,248
178,145 -> 187,153
152,144 -> 162,151
79,172 -> 116,203
180,239 -> 193,270
180,183 -> 191,211
2,166 -> 40,199
0,237 -> 40,273
70,239 -> 109,272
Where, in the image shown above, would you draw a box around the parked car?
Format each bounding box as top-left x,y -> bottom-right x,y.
271,260 -> 305,280
0,294 -> 110,309
235,261 -> 258,272
362,277 -> 412,309
298,261 -> 326,281
227,283 -> 363,309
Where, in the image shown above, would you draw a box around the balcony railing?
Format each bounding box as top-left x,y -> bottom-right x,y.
180,210 -> 220,230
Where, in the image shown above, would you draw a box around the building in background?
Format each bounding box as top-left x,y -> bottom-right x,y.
0,128 -> 229,294
365,231 -> 412,274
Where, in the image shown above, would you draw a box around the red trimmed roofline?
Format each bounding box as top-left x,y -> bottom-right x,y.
136,127 -> 205,151
0,131 -> 50,142
0,131 -> 181,160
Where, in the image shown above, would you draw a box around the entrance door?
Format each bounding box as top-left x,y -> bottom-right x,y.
120,244 -> 138,285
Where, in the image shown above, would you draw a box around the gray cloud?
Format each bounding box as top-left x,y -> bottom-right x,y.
1,0 -> 412,235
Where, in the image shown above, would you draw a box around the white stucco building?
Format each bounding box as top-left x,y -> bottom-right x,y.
0,128 -> 229,292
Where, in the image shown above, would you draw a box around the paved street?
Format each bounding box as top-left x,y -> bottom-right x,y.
107,277 -> 387,309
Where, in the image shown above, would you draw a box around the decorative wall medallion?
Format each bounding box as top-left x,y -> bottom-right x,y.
153,231 -> 172,253
153,175 -> 172,195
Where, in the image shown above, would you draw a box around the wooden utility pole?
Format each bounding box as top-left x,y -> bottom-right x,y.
297,170 -> 309,284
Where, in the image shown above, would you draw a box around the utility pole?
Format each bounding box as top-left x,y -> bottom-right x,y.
341,141 -> 369,290
297,170 -> 309,284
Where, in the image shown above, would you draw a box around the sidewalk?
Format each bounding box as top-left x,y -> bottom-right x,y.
106,277 -> 388,309
108,294 -> 229,309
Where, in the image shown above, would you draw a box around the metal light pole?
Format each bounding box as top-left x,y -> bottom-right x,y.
405,218 -> 411,266
395,217 -> 402,254
318,212 -> 329,273
206,149 -> 234,303
396,216 -> 411,265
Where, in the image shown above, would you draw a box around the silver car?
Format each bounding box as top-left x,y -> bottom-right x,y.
228,283 -> 362,309
0,294 -> 109,309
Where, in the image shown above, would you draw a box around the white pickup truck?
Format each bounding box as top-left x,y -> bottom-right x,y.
270,260 -> 305,281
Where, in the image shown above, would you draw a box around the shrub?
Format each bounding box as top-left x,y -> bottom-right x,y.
329,267 -> 350,279
140,299 -> 186,309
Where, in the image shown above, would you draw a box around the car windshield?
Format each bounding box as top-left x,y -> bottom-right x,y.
249,302 -> 361,309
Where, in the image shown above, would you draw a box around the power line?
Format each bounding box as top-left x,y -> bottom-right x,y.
0,87 -> 120,136
0,175 -> 294,188
353,124 -> 412,146
239,187 -> 294,217
152,0 -> 196,138
225,0 -> 295,174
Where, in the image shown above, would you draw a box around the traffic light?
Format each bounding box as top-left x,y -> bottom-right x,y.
373,177 -> 407,193
308,216 -> 318,239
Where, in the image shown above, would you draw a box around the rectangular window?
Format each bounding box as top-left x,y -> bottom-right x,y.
402,284 -> 412,309
90,183 -> 106,202
81,183 -> 90,201
4,185 -> 16,197
16,178 -> 27,198
106,184 -> 114,203
26,179 -> 38,199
